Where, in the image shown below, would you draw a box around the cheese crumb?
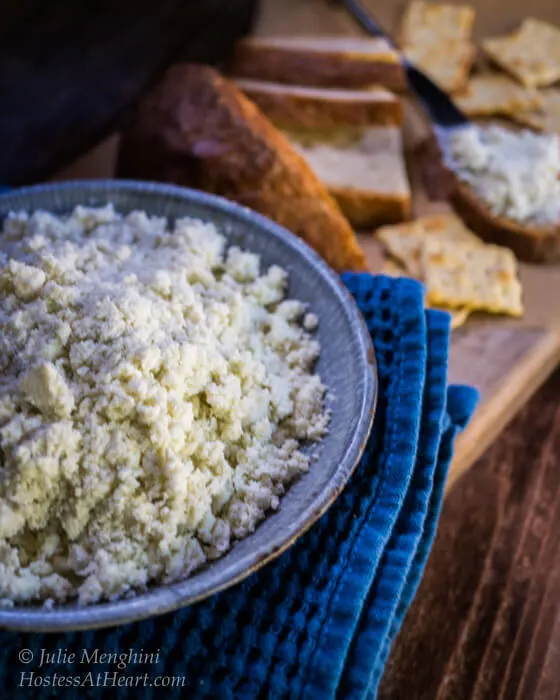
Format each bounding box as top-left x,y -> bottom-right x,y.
0,206 -> 329,606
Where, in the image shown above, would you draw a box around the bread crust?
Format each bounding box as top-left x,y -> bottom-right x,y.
329,187 -> 411,229
234,80 -> 403,129
416,135 -> 560,263
117,63 -> 367,272
230,39 -> 406,91
450,180 -> 560,263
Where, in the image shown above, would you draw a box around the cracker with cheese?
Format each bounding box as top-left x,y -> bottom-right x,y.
483,18 -> 560,89
421,238 -> 524,316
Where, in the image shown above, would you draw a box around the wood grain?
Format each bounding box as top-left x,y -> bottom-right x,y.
379,369 -> 560,700
447,326 -> 560,490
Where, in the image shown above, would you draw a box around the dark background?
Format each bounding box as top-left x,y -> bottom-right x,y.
0,0 -> 259,185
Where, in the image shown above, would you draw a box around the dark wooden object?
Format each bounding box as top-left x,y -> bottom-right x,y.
0,0 -> 258,185
380,369 -> 560,700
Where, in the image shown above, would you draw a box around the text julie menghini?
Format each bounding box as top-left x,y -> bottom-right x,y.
20,647 -> 161,670
17,647 -> 187,689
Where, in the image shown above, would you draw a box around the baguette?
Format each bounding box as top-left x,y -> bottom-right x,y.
117,64 -> 367,272
230,36 -> 406,91
234,79 -> 403,129
416,135 -> 560,263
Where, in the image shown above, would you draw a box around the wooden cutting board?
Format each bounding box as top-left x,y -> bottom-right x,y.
253,0 -> 560,490
55,0 -> 560,491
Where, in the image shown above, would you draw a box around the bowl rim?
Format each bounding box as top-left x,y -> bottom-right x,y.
0,180 -> 377,631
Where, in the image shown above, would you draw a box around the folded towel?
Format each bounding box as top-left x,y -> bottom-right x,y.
0,273 -> 478,699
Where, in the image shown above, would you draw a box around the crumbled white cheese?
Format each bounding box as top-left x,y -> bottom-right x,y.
0,206 -> 329,606
449,125 -> 560,226
19,362 -> 75,418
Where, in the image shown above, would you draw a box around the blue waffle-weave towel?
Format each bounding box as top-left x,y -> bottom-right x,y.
0,273 -> 478,699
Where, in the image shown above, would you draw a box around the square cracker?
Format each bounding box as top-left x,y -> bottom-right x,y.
403,39 -> 476,93
381,258 -> 411,278
421,238 -> 523,316
380,258 -> 470,329
483,18 -> 560,88
455,73 -> 543,119
377,214 -> 481,277
510,88 -> 560,132
400,2 -> 476,44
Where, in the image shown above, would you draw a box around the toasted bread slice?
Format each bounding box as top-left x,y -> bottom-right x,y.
450,178 -> 560,263
230,36 -> 406,91
234,79 -> 403,129
117,64 -> 366,272
416,134 -> 560,263
287,127 -> 411,228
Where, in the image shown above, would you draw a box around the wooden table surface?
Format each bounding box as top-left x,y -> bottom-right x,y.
380,369 -> 560,700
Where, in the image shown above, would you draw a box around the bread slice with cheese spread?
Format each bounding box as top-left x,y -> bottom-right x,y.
117,63 -> 367,273
450,181 -> 560,263
229,35 -> 406,91
234,79 -> 403,129
288,127 -> 411,228
417,135 -> 560,263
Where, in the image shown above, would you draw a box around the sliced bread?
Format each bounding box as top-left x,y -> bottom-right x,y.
230,36 -> 406,91
117,64 -> 367,272
416,135 -> 560,263
234,79 -> 403,129
287,127 -> 411,229
450,180 -> 560,263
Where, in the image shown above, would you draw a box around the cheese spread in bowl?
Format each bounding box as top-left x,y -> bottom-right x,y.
449,125 -> 560,226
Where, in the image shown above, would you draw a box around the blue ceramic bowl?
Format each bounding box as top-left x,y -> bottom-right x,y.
0,181 -> 377,631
